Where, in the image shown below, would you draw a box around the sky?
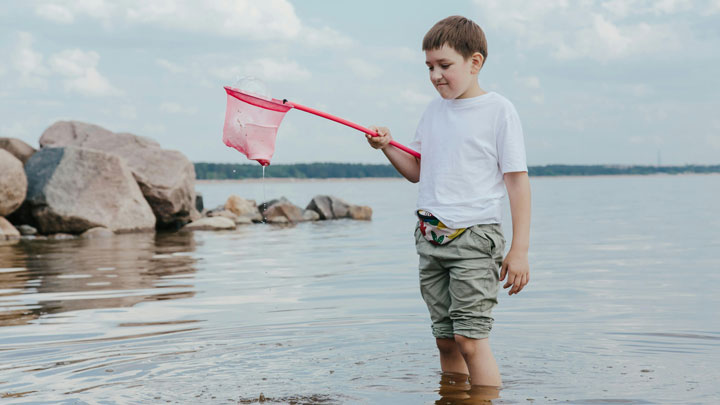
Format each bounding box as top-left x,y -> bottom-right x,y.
1,0 -> 719,166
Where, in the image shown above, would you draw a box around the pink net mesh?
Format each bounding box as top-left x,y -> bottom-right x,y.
222,86 -> 292,166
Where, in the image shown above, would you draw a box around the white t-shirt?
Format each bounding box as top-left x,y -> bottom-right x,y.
409,92 -> 527,228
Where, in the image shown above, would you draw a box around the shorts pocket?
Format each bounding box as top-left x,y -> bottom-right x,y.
468,226 -> 495,252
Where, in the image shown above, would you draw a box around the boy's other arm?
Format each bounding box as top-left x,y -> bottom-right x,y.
366,126 -> 420,183
501,171 -> 531,295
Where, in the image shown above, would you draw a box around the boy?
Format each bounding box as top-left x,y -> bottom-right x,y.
366,15 -> 531,387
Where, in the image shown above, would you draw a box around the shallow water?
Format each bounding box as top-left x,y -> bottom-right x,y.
1,176 -> 719,404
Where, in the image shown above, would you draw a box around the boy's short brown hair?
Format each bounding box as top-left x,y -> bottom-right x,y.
422,16 -> 488,65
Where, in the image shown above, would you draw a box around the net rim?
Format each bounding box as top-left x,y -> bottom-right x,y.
224,86 -> 293,113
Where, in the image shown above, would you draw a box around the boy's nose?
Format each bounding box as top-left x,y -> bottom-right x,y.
430,71 -> 442,82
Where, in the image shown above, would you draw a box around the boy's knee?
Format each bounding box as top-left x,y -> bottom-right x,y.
454,334 -> 483,357
435,338 -> 458,355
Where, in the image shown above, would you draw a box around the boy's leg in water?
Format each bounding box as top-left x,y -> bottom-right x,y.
436,338 -> 468,375
454,335 -> 501,386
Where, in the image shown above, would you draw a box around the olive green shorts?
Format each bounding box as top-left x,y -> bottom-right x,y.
414,222 -> 506,340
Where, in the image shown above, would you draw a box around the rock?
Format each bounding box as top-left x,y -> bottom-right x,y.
17,224 -> 37,236
39,121 -> 198,229
0,217 -> 21,240
348,205 -> 372,220
195,192 -> 204,213
261,197 -> 304,223
0,138 -> 36,164
302,209 -> 320,221
266,216 -> 289,224
225,195 -> 259,217
0,149 -> 27,217
207,209 -> 238,221
306,195 -> 333,219
24,147 -> 156,234
235,216 -> 253,225
305,195 -> 346,219
182,216 -> 236,231
81,227 -> 114,238
306,195 -> 372,220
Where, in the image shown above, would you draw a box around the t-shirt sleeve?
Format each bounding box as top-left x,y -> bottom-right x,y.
496,102 -> 528,173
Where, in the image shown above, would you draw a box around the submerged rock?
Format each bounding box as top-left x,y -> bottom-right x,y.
81,227 -> 114,239
39,121 -> 198,229
0,217 -> 20,240
182,216 -> 236,231
302,209 -> 320,221
0,149 -> 27,217
17,224 -> 37,236
24,147 -> 156,234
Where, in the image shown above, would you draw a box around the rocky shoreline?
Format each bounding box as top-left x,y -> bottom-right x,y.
1,121 -> 371,244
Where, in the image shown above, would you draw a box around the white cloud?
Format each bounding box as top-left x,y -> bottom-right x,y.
36,0 -> 302,40
302,26 -> 353,48
473,0 -> 696,61
35,3 -> 75,24
49,49 -> 121,96
210,57 -> 311,84
156,58 -> 186,74
13,32 -> 49,89
160,102 -> 197,115
346,58 -> 382,80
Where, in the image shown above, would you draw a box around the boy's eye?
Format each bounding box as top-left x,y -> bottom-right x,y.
440,64 -> 450,69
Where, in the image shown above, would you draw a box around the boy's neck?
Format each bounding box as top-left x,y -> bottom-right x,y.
456,81 -> 486,99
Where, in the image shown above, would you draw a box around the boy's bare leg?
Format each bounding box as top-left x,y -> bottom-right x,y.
436,338 -> 469,375
454,335 -> 502,386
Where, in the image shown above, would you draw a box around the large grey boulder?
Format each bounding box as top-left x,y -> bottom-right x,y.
0,149 -> 27,217
0,138 -> 36,164
39,121 -> 198,229
306,195 -> 372,220
24,147 -> 156,234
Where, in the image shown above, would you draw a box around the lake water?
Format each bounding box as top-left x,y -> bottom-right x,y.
1,175 -> 719,404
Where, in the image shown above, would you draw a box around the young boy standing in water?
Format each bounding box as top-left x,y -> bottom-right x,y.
367,16 -> 531,387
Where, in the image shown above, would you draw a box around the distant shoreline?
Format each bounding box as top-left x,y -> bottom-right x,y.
195,162 -> 720,180
196,172 -> 719,184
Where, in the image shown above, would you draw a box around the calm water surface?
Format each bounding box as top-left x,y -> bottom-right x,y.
1,175 -> 719,404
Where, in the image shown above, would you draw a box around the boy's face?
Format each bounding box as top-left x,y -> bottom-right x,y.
425,44 -> 482,99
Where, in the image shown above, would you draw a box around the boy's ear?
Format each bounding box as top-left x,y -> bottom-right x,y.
471,52 -> 484,74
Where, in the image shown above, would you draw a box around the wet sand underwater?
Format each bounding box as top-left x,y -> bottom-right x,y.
1,176 -> 719,403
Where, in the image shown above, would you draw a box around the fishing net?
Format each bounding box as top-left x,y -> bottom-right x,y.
222,77 -> 420,166
222,84 -> 291,166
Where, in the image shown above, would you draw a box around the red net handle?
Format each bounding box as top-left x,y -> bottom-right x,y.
287,101 -> 421,159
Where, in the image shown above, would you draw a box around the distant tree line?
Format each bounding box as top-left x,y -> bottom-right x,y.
194,162 -> 402,179
194,162 -> 720,180
527,164 -> 720,176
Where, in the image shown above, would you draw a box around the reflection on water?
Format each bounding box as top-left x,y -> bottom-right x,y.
0,232 -> 197,328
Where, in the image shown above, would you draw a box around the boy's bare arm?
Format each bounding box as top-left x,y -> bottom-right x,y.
501,171 -> 531,295
366,126 -> 420,183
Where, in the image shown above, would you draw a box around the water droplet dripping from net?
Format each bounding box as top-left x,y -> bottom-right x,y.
232,75 -> 270,100
261,165 -> 267,223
